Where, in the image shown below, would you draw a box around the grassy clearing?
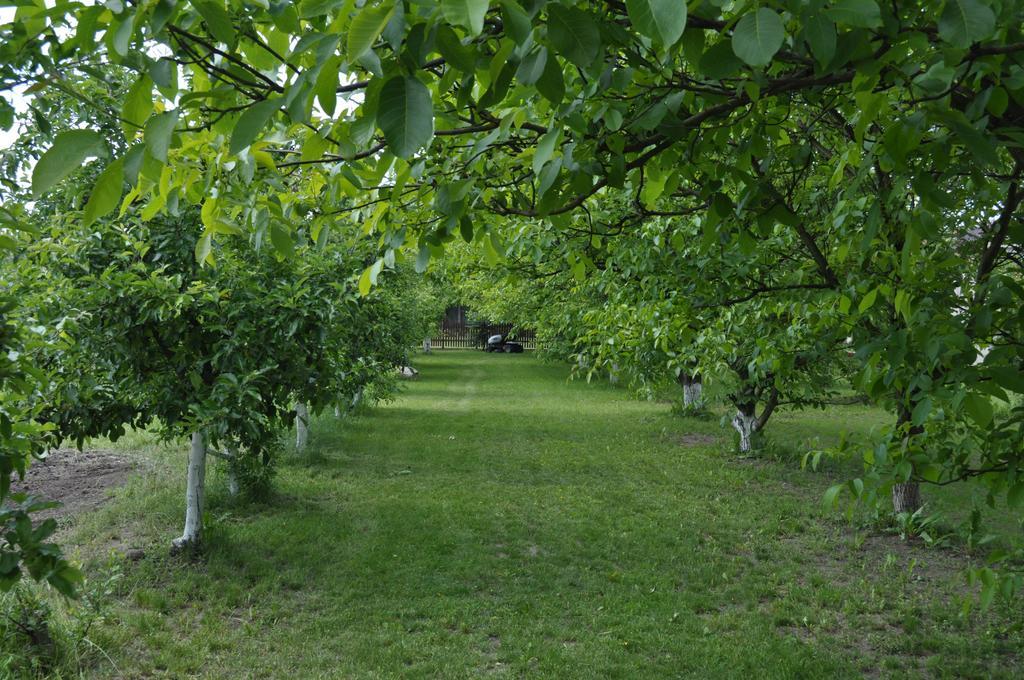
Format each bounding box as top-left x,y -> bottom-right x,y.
10,351 -> 1024,677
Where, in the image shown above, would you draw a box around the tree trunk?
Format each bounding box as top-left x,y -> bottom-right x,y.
677,372 -> 703,407
227,468 -> 239,497
423,337 -> 432,353
756,387 -> 780,431
892,482 -> 921,514
731,407 -> 757,452
226,443 -> 239,496
892,402 -> 924,515
609,362 -> 619,384
172,431 -> 206,551
295,402 -> 309,450
334,405 -> 341,418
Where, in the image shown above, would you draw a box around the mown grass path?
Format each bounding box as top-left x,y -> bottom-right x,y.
74,352 -> 1022,678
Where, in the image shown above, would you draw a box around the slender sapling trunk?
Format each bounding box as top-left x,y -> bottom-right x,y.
172,431 -> 207,551
892,403 -> 924,514
295,402 -> 309,450
226,443 -> 240,497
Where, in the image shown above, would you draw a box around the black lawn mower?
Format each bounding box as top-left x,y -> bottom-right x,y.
485,334 -> 524,353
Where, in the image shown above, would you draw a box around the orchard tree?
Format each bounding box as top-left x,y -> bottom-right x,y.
15,207 -> 371,549
0,227 -> 81,597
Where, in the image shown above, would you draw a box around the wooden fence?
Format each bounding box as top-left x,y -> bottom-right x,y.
429,321 -> 537,350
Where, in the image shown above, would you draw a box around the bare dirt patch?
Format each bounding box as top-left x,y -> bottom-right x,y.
678,433 -> 719,447
9,448 -> 136,520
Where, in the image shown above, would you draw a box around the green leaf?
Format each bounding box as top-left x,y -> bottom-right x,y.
110,13 -> 135,57
31,129 -> 106,197
731,8 -> 785,68
499,0 -> 531,44
699,40 -> 743,79
850,478 -> 864,497
441,0 -> 489,37
938,0 -> 996,48
358,258 -> 384,296
547,5 -> 600,68
270,222 -> 294,256
858,286 -> 878,313
230,98 -> 281,155
986,87 -> 1008,116
82,158 -> 125,227
436,24 -> 478,73
803,14 -> 836,66
358,267 -> 373,296
193,0 -> 236,46
315,56 -> 341,117
459,215 -> 474,243
913,62 -> 956,95
121,74 -> 153,135
144,110 -> 178,163
29,105 -> 50,135
823,483 -> 844,509
826,0 -> 882,28
962,392 -> 993,427
979,568 -> 997,608
533,128 -> 559,175
910,397 -> 931,427
194,232 -> 213,265
536,52 -> 565,104
415,242 -> 431,273
199,196 -> 242,235
990,367 -> 1024,394
376,75 -> 434,158
347,2 -> 395,60
516,47 -> 548,85
626,0 -> 686,47
299,0 -> 345,18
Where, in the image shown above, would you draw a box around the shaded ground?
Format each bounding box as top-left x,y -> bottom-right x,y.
10,449 -> 135,520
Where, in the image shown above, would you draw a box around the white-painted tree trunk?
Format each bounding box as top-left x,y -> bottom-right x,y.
172,432 -> 207,551
334,405 -> 341,418
226,443 -> 240,496
731,411 -> 758,452
352,387 -> 363,410
295,402 -> 309,450
609,362 -> 620,384
683,380 -> 703,407
423,337 -> 432,353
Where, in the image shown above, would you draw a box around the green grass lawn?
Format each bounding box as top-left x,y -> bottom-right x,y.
18,352 -> 1024,677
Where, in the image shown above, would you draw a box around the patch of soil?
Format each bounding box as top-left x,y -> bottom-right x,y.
678,433 -> 719,447
9,449 -> 136,520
